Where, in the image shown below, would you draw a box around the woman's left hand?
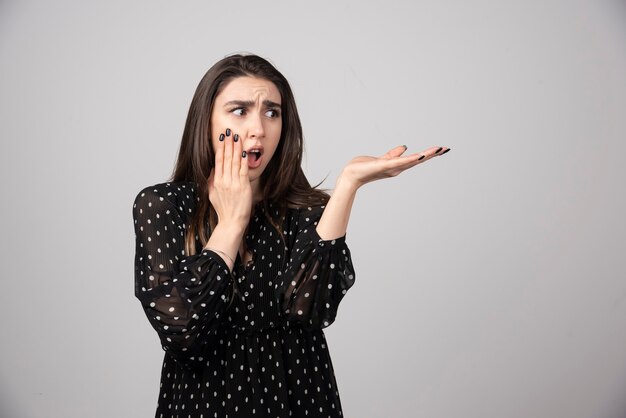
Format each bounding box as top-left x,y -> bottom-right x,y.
315,145 -> 449,240
340,145 -> 450,190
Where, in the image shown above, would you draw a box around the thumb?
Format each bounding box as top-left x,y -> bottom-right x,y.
382,145 -> 408,159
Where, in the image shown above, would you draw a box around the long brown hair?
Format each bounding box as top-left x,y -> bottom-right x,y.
169,54 -> 329,256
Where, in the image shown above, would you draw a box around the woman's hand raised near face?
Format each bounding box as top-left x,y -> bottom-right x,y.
208,129 -> 252,229
340,145 -> 451,190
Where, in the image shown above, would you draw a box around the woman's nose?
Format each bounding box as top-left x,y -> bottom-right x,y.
248,112 -> 265,138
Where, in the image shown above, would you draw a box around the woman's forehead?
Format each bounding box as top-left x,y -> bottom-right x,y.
218,76 -> 281,104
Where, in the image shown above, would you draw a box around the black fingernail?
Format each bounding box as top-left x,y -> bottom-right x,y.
440,148 -> 451,155
226,128 -> 231,136
435,147 -> 443,154
219,133 -> 225,141
234,134 -> 239,142
242,151 -> 247,158
418,155 -> 425,160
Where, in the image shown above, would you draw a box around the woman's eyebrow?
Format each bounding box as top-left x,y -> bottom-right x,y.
263,100 -> 282,108
224,99 -> 282,108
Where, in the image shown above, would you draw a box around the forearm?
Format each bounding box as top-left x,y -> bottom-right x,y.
316,173 -> 359,240
203,222 -> 245,271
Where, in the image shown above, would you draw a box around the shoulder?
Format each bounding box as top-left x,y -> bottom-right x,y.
133,180 -> 199,221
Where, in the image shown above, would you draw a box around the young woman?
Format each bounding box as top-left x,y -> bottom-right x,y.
132,54 -> 450,417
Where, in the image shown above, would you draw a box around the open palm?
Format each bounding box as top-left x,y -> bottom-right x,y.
342,145 -> 450,188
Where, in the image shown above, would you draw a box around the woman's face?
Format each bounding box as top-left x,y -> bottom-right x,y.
210,76 -> 282,186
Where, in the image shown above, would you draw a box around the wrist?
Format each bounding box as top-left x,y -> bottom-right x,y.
204,247 -> 235,266
203,222 -> 245,257
214,219 -> 247,236
336,171 -> 360,195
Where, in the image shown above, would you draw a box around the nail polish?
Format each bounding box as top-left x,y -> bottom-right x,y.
440,148 -> 451,155
435,147 -> 442,154
418,155 -> 425,160
219,133 -> 225,141
234,134 -> 239,142
226,128 -> 231,136
242,151 -> 247,158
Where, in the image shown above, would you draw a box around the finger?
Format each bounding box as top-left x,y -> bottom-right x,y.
231,133 -> 242,178
382,145 -> 408,160
391,147 -> 449,171
240,146 -> 249,180
424,146 -> 448,158
223,128 -> 233,180
396,157 -> 427,172
214,132 -> 225,177
382,155 -> 424,172
380,151 -> 433,170
438,147 -> 451,156
409,146 -> 449,163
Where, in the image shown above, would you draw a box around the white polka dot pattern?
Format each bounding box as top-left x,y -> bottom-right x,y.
133,181 -> 356,417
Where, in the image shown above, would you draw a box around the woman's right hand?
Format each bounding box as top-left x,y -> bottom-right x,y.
207,128 -> 252,230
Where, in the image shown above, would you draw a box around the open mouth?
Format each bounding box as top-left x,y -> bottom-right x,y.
246,146 -> 264,169
247,149 -> 263,161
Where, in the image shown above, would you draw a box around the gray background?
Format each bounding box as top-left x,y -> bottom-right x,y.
1,0 -> 625,417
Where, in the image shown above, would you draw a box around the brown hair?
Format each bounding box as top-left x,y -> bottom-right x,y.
169,53 -> 329,256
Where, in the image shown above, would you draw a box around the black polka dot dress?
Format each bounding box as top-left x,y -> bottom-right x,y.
132,181 -> 356,417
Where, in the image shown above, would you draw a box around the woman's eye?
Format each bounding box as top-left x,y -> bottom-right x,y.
265,109 -> 280,118
231,108 -> 246,116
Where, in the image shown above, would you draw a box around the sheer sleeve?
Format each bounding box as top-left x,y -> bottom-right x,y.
132,186 -> 233,369
274,205 -> 356,329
